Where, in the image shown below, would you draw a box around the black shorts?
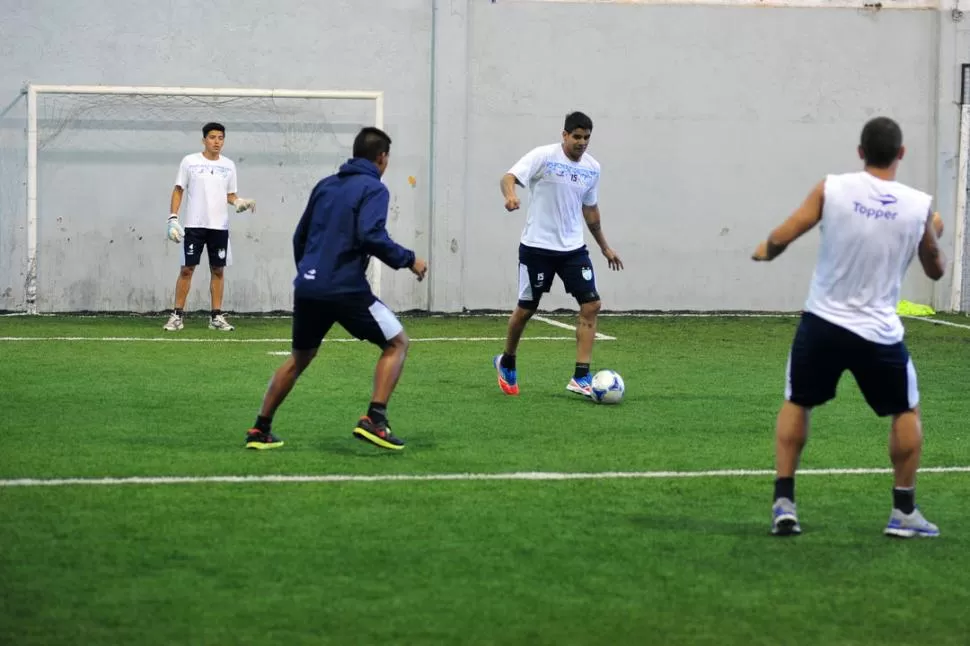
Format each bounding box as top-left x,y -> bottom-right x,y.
182,228 -> 231,268
292,293 -> 404,351
785,311 -> 919,417
517,243 -> 599,307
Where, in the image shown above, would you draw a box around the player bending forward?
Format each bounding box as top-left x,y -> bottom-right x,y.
752,116 -> 945,539
494,111 -> 623,398
163,122 -> 255,332
245,127 -> 427,451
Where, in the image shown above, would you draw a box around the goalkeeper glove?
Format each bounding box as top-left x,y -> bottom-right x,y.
166,215 -> 184,243
234,197 -> 256,213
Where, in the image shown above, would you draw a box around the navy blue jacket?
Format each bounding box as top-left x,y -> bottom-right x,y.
292,158 -> 415,298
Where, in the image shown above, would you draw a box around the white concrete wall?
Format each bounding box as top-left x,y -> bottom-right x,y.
1,0 -> 967,313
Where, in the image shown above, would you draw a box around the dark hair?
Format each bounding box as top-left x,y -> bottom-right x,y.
352,126 -> 392,162
564,111 -> 593,133
859,117 -> 902,168
203,122 -> 225,138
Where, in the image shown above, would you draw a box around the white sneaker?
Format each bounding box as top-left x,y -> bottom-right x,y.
162,312 -> 183,331
884,507 -> 940,538
771,497 -> 801,536
209,314 -> 235,331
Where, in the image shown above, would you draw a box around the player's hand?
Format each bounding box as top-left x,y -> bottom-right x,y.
932,211 -> 944,238
410,257 -> 428,281
234,197 -> 256,213
166,215 -> 184,243
602,247 -> 623,270
751,241 -> 770,261
504,195 -> 520,212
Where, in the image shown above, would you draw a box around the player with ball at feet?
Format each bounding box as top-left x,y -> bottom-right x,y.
494,111 -> 623,398
163,122 -> 256,332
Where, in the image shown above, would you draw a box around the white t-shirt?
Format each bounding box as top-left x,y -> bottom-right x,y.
804,170 -> 934,345
507,143 -> 600,252
174,152 -> 238,230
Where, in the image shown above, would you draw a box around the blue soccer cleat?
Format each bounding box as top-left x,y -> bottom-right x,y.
566,373 -> 593,397
884,507 -> 939,538
771,497 -> 801,536
494,354 -> 519,395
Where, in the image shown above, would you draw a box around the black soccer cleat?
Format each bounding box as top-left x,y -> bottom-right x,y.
245,429 -> 284,450
352,416 -> 405,451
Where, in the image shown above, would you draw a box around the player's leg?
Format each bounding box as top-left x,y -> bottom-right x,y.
495,247 -> 550,395
771,312 -> 845,536
246,296 -> 334,449
205,229 -> 234,331
850,342 -> 939,538
338,294 -> 409,450
560,248 -> 600,397
163,228 -> 204,330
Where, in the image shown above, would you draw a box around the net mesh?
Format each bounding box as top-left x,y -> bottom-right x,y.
28,91 -> 379,313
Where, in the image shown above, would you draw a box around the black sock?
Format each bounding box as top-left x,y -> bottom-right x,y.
211,309 -> 222,319
500,353 -> 516,370
574,363 -> 590,379
174,308 -> 184,316
253,415 -> 272,433
893,487 -> 915,514
774,477 -> 795,502
368,402 -> 388,426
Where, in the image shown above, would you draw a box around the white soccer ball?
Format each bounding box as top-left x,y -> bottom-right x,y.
590,369 -> 624,404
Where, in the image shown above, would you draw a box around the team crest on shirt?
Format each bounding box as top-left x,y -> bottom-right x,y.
543,162 -> 598,188
871,192 -> 897,206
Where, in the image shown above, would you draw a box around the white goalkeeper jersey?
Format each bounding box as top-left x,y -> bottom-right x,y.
174,152 -> 238,230
506,143 -> 600,253
804,170 -> 933,345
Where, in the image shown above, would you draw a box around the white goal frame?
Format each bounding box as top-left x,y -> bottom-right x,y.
22,83 -> 385,314
949,101 -> 970,312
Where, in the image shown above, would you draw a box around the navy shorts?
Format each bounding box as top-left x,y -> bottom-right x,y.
291,293 -> 404,351
785,311 -> 919,417
182,228 -> 231,268
517,243 -> 599,307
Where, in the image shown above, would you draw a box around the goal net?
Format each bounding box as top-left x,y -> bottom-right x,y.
20,85 -> 383,314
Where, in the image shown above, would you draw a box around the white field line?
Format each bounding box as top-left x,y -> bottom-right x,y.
3,466 -> 969,488
535,311 -> 970,331
262,335 -> 580,355
0,335 -> 589,344
901,316 -> 970,331
532,314 -> 617,341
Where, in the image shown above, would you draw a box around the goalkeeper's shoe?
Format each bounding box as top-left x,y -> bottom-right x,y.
162,312 -> 184,331
209,314 -> 235,331
566,374 -> 593,397
352,416 -> 405,451
493,354 -> 519,395
771,497 -> 801,536
884,507 -> 939,538
245,429 -> 284,450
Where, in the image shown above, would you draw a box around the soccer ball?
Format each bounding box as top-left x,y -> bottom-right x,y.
590,369 -> 624,404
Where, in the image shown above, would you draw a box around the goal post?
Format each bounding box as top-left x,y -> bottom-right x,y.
22,83 -> 385,314
949,66 -> 970,312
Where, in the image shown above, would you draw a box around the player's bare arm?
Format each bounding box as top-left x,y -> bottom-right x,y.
752,180 -> 824,261
917,209 -> 945,281
170,185 -> 183,215
582,204 -> 623,270
501,173 -> 521,211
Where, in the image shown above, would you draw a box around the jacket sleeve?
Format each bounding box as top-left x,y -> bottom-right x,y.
292,191 -> 316,268
357,184 -> 415,270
